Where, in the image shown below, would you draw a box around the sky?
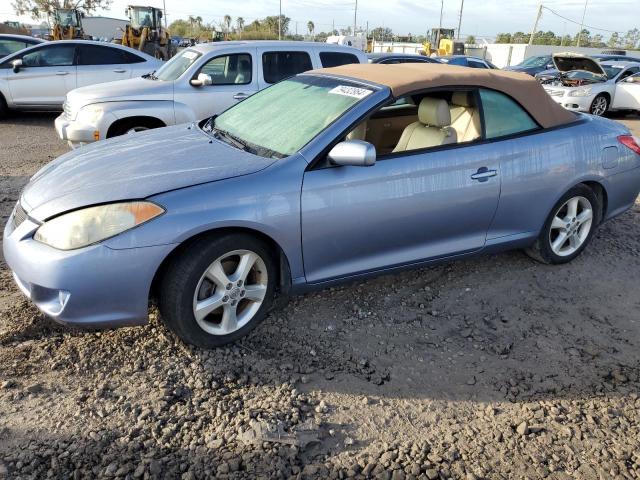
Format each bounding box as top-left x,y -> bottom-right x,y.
2,0 -> 637,40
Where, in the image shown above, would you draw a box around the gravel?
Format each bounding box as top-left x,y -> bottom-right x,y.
1,112 -> 640,479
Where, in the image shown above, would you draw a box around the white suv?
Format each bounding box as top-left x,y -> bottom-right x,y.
56,41 -> 367,148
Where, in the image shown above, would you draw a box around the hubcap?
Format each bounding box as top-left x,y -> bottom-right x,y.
192,249 -> 268,335
549,196 -> 593,257
591,97 -> 607,116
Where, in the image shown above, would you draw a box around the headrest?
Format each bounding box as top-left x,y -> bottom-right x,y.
451,91 -> 473,107
418,97 -> 451,127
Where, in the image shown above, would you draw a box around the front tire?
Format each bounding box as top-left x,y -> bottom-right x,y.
526,185 -> 600,264
158,234 -> 276,348
589,94 -> 609,116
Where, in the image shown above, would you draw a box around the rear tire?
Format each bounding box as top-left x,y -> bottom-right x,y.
0,93 -> 8,118
158,234 -> 276,348
525,185 -> 600,265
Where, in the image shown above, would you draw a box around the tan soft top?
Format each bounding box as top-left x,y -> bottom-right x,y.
311,63 -> 576,129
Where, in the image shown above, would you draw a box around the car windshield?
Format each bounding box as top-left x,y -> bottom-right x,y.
153,49 -> 201,81
209,76 -> 375,158
519,56 -> 549,67
602,65 -> 624,79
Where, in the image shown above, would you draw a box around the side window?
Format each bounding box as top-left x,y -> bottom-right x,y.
78,45 -> 128,65
447,57 -> 467,66
479,89 -> 538,139
319,52 -> 359,68
21,45 -> 75,67
0,40 -> 29,57
618,67 -> 639,81
200,53 -> 252,85
468,60 -> 487,69
121,50 -> 146,64
262,51 -> 312,84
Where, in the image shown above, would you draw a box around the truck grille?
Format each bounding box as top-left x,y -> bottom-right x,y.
12,202 -> 28,230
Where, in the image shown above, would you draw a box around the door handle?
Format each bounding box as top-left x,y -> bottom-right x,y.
470,167 -> 497,182
233,93 -> 249,100
113,69 -> 126,73
55,71 -> 69,76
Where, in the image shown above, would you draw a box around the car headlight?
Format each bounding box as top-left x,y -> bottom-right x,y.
76,105 -> 104,124
568,87 -> 592,97
34,201 -> 164,250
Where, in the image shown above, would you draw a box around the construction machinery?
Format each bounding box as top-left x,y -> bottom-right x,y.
424,28 -> 464,56
50,8 -> 86,40
121,5 -> 174,60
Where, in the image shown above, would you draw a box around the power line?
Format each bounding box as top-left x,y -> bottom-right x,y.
541,5 -> 620,34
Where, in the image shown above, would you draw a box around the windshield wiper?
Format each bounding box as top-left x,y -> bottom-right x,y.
142,70 -> 158,80
213,128 -> 251,152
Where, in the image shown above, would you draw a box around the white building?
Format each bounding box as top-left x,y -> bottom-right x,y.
82,16 -> 128,41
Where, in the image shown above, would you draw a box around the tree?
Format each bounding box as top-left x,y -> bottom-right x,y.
223,14 -> 232,37
622,28 -> 640,50
307,20 -> 314,38
168,19 -> 189,36
607,32 -> 620,48
236,16 -> 244,38
263,15 -> 289,37
370,26 -> 392,41
495,33 -> 512,43
465,35 -> 476,45
13,0 -> 111,20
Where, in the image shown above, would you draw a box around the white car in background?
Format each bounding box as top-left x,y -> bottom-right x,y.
540,53 -> 640,116
0,40 -> 161,116
55,41 -> 367,148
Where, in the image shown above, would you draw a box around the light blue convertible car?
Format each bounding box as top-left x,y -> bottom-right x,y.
4,63 -> 640,347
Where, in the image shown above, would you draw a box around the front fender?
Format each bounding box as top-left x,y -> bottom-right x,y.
98,100 -> 178,128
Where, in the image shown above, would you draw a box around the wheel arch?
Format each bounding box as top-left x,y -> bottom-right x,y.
107,115 -> 166,138
149,226 -> 293,303
581,180 -> 608,223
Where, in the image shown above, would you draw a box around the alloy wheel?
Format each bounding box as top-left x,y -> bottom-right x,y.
548,196 -> 593,257
590,96 -> 608,116
192,249 -> 268,335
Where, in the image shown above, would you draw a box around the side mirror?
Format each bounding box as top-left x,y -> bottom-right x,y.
11,59 -> 22,73
190,73 -> 213,87
328,140 -> 376,167
624,76 -> 638,84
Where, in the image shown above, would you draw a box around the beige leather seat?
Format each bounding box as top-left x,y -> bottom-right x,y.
449,92 -> 481,142
346,121 -> 368,141
392,98 -> 457,153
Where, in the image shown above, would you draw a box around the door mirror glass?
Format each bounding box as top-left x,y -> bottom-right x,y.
328,140 -> 376,167
11,58 -> 22,73
624,75 -> 640,84
190,72 -> 213,86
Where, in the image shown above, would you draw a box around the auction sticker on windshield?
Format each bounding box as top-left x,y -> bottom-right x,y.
329,85 -> 373,99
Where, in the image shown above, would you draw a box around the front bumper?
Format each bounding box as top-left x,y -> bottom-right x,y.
544,90 -> 593,112
55,112 -> 115,149
3,212 -> 176,328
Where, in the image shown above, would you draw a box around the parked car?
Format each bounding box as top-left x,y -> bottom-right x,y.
502,55 -> 553,76
540,53 -> 640,115
435,55 -> 497,69
0,40 -> 162,115
367,53 -> 441,64
55,41 -> 367,148
612,72 -> 640,112
535,53 -> 640,83
6,63 -> 640,348
0,34 -> 45,59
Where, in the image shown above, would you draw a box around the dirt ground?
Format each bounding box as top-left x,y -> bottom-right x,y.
1,112 -> 640,480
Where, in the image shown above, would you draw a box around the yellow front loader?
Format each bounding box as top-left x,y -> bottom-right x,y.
50,8 -> 86,40
121,6 -> 174,60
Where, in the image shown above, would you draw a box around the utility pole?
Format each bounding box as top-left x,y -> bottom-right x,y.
457,0 -> 464,40
577,0 -> 588,47
353,0 -> 357,37
162,0 -> 167,28
438,0 -> 443,45
278,0 -> 282,40
528,3 -> 543,45
332,19 -> 335,35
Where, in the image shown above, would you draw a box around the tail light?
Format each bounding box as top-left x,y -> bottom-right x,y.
618,135 -> 640,155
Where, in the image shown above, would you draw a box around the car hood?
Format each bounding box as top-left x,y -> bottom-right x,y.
21,124 -> 276,221
552,53 -> 606,77
67,76 -> 173,107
